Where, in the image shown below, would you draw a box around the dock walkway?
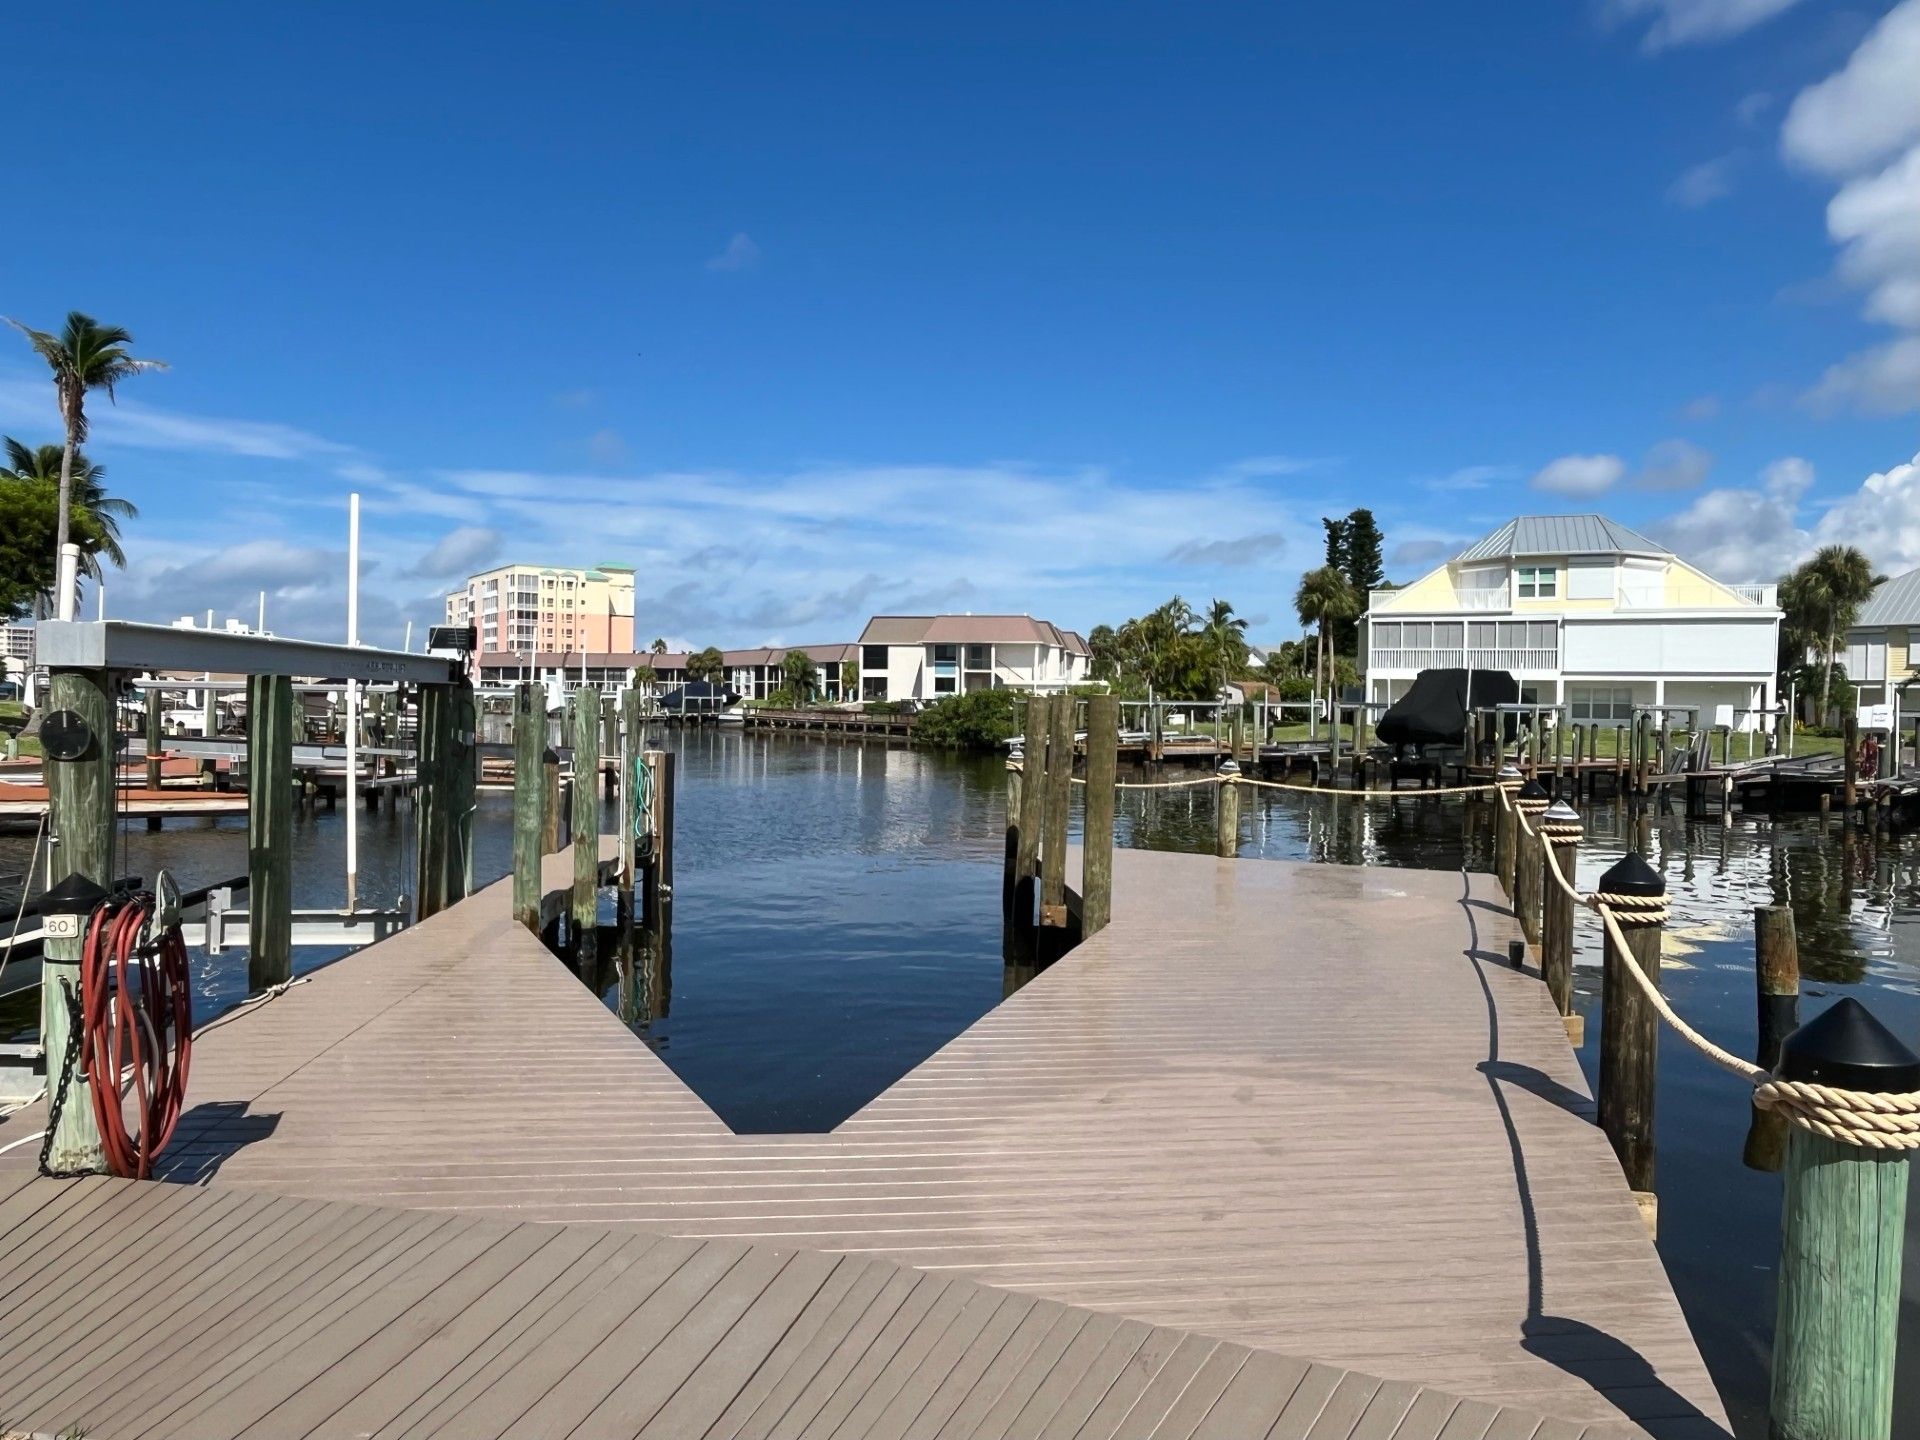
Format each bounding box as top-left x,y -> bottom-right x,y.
0,847 -> 1730,1438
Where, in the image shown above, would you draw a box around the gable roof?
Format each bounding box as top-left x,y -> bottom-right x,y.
1856,568 -> 1920,628
859,614 -> 1079,647
1454,515 -> 1670,564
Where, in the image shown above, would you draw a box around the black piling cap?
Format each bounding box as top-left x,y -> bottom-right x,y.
1597,850 -> 1664,897
1779,998 -> 1920,1093
1518,780 -> 1551,802
41,872 -> 109,916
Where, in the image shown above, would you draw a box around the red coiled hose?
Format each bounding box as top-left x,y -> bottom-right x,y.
80,893 -> 193,1178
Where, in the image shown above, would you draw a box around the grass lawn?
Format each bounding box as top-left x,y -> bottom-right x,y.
0,700 -> 41,759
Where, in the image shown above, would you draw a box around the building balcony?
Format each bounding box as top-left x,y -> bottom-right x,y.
1370,586 -> 1509,614
1369,646 -> 1560,674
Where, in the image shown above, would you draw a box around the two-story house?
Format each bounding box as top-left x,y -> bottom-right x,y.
1365,515 -> 1781,731
1841,568 -> 1920,719
856,615 -> 1090,703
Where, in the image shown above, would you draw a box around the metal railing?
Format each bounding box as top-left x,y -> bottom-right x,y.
1369,646 -> 1560,672
1369,586 -> 1509,613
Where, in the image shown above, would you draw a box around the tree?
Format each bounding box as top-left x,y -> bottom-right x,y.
649,636 -> 667,656
1087,623 -> 1121,681
6,313 -> 164,612
1781,546 -> 1877,720
2,439 -> 137,578
0,480 -> 62,622
1294,566 -> 1360,711
1342,508 -> 1385,603
688,646 -> 726,682
841,654 -> 860,697
781,648 -> 818,703
1200,598 -> 1249,699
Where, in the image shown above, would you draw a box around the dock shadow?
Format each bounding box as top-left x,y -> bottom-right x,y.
154,1100 -> 281,1182
1476,1059 -> 1596,1123
1453,871 -> 1727,1439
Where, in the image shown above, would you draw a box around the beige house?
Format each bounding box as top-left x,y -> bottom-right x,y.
857,615 -> 1090,702
1843,569 -> 1920,718
1366,515 -> 1781,730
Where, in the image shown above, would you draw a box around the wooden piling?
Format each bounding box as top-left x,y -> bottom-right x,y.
1742,904 -> 1800,1173
572,691 -> 600,953
1216,761 -> 1241,858
1540,801 -> 1582,1043
1003,757 -> 1023,920
542,745 -> 563,852
1768,999 -> 1918,1440
1597,853 -> 1665,1215
40,666 -> 115,1174
1014,696 -> 1047,911
1843,712 -> 1859,816
1083,694 -> 1118,936
246,673 -> 295,990
511,680 -> 544,935
414,680 -> 475,921
620,689 -> 643,894
1039,694 -> 1073,927
144,686 -> 163,791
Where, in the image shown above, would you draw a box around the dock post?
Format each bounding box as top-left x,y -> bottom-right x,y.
1742,904 -> 1799,1172
1493,762 -> 1522,897
1767,1000 -> 1918,1440
1597,851 -> 1665,1220
1014,696 -> 1047,924
542,744 -> 563,852
1216,758 -> 1241,858
512,680 -> 544,935
1039,693 -> 1073,929
1539,800 -> 1583,1042
620,688 -> 642,900
414,679 -> 475,921
40,664 -> 115,1174
1003,756 -> 1023,920
1614,723 -> 1626,793
1083,694 -> 1118,936
1843,713 -> 1858,818
246,673 -> 295,990
572,689 -> 600,957
601,694 -> 618,794
145,685 -> 163,791
1514,780 -> 1550,944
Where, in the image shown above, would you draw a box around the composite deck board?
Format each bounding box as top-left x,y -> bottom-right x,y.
0,845 -> 1728,1436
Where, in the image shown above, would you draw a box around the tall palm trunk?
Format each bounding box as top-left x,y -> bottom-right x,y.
1821,622 -> 1837,723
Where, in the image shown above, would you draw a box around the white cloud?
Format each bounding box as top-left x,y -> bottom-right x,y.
1635,438 -> 1714,491
1736,91 -> 1774,125
1608,0 -> 1804,51
705,233 -> 761,272
1668,154 -> 1739,207
0,380 -> 354,461
409,526 -> 503,579
1424,463 -> 1522,493
1657,457 -> 1813,580
1679,394 -> 1721,422
1532,453 -> 1626,496
1780,2 -> 1920,416
1803,335 -> 1920,416
587,427 -> 629,465
1780,0 -> 1920,178
1811,451 -> 1920,570
1165,531 -> 1289,566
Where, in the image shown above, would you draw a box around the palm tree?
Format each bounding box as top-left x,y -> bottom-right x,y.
1200,598 -> 1249,700
649,636 -> 667,656
6,313 -> 164,610
1,438 -> 137,578
1294,566 -> 1360,714
1782,545 -> 1877,720
781,648 -> 818,704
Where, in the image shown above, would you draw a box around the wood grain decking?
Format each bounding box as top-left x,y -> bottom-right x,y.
0,844 -> 1731,1438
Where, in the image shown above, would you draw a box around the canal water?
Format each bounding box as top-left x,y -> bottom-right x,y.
3,726 -> 1916,1437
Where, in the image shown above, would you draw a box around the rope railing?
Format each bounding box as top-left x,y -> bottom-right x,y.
1495,784 -> 1920,1151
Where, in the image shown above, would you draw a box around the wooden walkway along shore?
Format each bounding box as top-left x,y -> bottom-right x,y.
0,843 -> 1729,1436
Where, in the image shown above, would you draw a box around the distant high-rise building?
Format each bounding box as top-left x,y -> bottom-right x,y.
443,562 -> 635,661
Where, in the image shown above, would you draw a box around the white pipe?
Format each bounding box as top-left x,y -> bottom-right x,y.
345,493 -> 361,911
95,582 -> 105,621
403,620 -> 413,653
258,590 -> 267,634
55,544 -> 81,622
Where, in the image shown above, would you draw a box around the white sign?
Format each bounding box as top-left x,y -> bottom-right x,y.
1859,702 -> 1895,731
42,913 -> 81,941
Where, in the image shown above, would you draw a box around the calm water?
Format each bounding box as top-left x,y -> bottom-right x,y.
5,728 -> 1919,1437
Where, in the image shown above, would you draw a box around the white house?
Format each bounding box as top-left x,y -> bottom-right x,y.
857,615 -> 1091,702
1365,515 -> 1781,730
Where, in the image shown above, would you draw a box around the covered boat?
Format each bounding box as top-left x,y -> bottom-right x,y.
657,678 -> 741,715
1375,668 -> 1518,752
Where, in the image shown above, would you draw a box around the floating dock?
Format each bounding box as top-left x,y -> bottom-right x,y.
0,843 -> 1728,1437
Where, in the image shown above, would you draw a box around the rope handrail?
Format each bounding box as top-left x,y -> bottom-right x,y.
1494,785 -> 1920,1149
1035,764 -> 1504,799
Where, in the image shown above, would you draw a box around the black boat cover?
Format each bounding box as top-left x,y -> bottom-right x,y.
1375,668 -> 1518,748
657,678 -> 741,713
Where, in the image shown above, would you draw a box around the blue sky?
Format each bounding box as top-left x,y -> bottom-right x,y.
4,0 -> 1918,649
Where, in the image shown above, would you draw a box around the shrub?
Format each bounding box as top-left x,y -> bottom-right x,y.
913,688 -> 1028,750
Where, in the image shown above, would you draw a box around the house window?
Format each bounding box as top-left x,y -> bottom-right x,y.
933,675 -> 956,695
1517,565 -> 1557,599
863,645 -> 888,671
1570,685 -> 1634,723
966,645 -> 990,669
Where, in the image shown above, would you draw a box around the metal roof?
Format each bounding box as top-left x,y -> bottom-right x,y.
1454,515 -> 1670,564
1856,568 -> 1920,627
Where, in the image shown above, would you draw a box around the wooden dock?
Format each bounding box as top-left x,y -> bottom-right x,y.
743,707 -> 916,738
0,843 -> 1729,1437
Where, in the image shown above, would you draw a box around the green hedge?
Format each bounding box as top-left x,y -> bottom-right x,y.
913,689 -> 1027,750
